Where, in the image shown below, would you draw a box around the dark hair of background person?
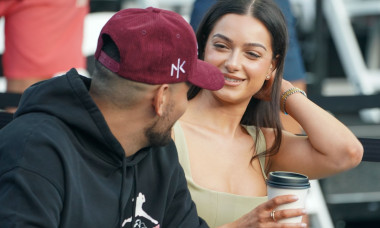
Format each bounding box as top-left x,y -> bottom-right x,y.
187,0 -> 288,169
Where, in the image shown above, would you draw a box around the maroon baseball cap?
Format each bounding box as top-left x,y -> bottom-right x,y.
95,7 -> 224,91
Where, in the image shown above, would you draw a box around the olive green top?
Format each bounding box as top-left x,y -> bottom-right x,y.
173,122 -> 268,228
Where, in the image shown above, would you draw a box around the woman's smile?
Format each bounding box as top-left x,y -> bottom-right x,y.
224,74 -> 245,86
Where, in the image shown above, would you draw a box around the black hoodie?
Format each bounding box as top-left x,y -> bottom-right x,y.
0,69 -> 207,228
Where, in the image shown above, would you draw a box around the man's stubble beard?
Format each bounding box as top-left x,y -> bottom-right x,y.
145,102 -> 176,147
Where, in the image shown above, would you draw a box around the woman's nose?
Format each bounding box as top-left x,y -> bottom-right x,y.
224,52 -> 241,72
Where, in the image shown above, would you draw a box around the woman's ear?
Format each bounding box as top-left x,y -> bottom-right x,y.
270,55 -> 280,74
266,55 -> 279,80
152,84 -> 169,116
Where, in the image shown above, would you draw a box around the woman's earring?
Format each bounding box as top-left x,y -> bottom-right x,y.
266,75 -> 270,80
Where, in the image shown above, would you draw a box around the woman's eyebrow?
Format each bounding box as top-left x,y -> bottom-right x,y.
244,42 -> 267,51
212,33 -> 267,51
212,33 -> 233,43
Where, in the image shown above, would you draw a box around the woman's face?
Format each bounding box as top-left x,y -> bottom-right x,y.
204,13 -> 275,104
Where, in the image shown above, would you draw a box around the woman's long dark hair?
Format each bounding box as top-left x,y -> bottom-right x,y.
188,0 -> 288,172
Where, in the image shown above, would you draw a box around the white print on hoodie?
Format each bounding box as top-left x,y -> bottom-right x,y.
122,193 -> 160,228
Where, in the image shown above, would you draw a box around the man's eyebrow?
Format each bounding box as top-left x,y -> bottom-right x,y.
212,33 -> 267,51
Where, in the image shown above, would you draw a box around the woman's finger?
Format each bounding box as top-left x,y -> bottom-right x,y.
271,208 -> 307,222
263,194 -> 299,210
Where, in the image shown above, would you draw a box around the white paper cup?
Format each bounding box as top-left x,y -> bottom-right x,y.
267,171 -> 310,223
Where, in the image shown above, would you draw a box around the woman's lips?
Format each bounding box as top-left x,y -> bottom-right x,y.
224,75 -> 245,86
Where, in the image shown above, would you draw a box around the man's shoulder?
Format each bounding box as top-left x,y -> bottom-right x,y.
0,114 -> 72,169
2,113 -> 67,142
0,114 -> 72,191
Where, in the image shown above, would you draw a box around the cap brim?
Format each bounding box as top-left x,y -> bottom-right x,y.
188,60 -> 225,91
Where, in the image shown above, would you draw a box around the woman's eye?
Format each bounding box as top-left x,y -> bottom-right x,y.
213,43 -> 227,49
247,52 -> 260,58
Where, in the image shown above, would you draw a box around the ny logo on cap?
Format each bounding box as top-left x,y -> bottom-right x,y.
171,58 -> 186,79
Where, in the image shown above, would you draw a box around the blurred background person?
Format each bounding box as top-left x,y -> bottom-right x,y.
0,0 -> 89,99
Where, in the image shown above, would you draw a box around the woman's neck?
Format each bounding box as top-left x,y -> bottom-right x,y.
181,90 -> 250,137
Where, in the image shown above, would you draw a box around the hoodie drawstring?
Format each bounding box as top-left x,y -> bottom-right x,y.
131,166 -> 138,226
119,158 -> 127,227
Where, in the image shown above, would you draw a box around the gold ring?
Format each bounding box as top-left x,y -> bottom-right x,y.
270,210 -> 276,222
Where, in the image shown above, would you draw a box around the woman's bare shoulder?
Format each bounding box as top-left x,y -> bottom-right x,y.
259,127 -> 276,146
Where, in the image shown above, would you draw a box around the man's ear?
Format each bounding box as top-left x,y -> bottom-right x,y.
152,84 -> 169,116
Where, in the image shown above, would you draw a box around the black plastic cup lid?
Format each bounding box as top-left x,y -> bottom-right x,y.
266,171 -> 310,189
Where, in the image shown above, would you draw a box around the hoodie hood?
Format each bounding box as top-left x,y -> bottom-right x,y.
15,68 -> 147,167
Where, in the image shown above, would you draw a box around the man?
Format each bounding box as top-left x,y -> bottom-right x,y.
0,7 -> 224,227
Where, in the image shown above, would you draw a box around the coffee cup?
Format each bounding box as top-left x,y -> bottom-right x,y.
266,171 -> 310,223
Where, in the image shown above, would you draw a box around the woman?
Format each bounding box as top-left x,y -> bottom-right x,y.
172,0 -> 363,227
